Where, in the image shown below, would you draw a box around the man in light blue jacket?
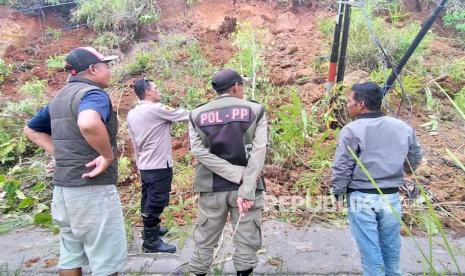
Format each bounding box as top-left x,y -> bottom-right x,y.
332,82 -> 423,276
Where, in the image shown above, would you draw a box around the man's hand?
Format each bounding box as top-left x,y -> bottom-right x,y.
82,155 -> 114,179
237,196 -> 255,216
336,200 -> 344,211
46,159 -> 55,174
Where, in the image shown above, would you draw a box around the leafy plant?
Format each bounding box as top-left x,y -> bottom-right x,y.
19,78 -> 47,100
226,22 -> 267,101
0,58 -> 12,84
126,35 -> 213,108
386,2 -> 411,25
344,8 -> 432,71
73,0 -> 160,49
118,156 -> 132,183
424,87 -> 439,113
447,59 -> 465,83
443,10 -> 465,33
0,106 -> 32,165
92,32 -> 122,51
46,55 -> 65,70
294,129 -> 337,198
127,51 -> 155,76
271,89 -> 316,165
138,13 -> 159,25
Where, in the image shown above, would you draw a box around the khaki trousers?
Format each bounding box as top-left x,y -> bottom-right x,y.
189,190 -> 263,274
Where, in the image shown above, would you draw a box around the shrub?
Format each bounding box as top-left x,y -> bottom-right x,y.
447,60 -> 465,83
46,55 -> 65,70
226,22 -> 268,100
20,78 -> 47,100
73,0 -> 159,48
443,10 -> 465,33
0,58 -> 12,84
270,88 -> 316,165
347,9 -> 431,71
127,52 -> 155,76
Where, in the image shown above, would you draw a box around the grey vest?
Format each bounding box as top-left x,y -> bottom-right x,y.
49,77 -> 118,187
190,95 -> 265,192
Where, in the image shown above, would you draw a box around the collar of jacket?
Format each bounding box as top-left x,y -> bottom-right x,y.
357,111 -> 384,119
68,76 -> 102,88
138,100 -> 160,105
215,93 -> 235,100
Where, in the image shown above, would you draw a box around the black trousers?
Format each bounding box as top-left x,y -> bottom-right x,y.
140,167 -> 173,228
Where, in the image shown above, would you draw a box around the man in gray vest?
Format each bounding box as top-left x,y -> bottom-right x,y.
332,82 -> 423,276
188,68 -> 267,276
24,47 -> 127,276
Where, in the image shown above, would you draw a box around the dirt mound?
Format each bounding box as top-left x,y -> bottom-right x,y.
0,7 -> 40,58
0,8 -> 94,101
159,0 -> 327,101
217,16 -> 237,38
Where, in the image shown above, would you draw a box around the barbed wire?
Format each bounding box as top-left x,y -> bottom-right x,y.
13,1 -> 76,13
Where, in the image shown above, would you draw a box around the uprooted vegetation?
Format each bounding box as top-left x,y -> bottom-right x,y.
0,0 -> 464,263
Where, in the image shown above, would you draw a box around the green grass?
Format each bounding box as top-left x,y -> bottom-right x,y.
455,88 -> 465,114
73,0 -> 160,49
225,22 -> 273,102
270,88 -> 317,166
444,10 -> 465,33
120,35 -> 213,109
46,55 -> 65,70
294,129 -> 337,198
127,52 -> 155,76
19,79 -> 47,100
319,7 -> 432,71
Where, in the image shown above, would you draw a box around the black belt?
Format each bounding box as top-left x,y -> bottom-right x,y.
347,187 -> 399,194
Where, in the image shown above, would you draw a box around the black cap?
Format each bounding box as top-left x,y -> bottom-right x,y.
211,68 -> 248,92
65,47 -> 118,76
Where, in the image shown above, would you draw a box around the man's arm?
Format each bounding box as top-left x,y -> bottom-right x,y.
157,105 -> 190,122
238,113 -> 268,200
331,127 -> 358,202
23,126 -> 54,155
189,121 -> 245,183
77,91 -> 114,178
404,127 -> 423,173
126,123 -> 139,162
24,105 -> 54,155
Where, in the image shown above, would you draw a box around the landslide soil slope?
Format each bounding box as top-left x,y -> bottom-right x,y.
0,0 -> 464,231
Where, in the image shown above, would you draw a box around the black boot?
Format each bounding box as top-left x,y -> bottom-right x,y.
142,225 -> 176,253
237,268 -> 253,276
158,225 -> 168,236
